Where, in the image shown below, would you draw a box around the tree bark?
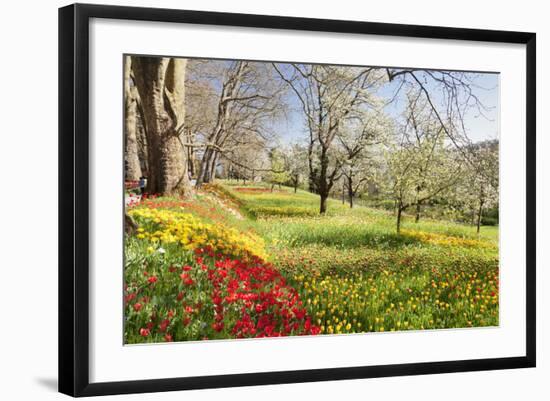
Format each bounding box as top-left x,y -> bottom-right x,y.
132,57 -> 191,195
415,202 -> 421,223
318,147 -> 330,214
397,206 -> 403,233
186,130 -> 196,177
476,200 -> 484,234
307,138 -> 316,193
135,105 -> 148,174
196,147 -> 216,186
347,176 -> 354,208
208,150 -> 219,182
124,56 -> 142,181
320,193 -> 328,214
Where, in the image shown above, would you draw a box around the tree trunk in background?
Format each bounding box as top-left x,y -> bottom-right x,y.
196,147 -> 215,186
476,200 -> 484,234
347,176 -> 354,208
308,173 -> 316,193
415,202 -> 421,223
320,194 -> 328,214
396,206 -> 403,233
307,139 -> 316,193
132,56 -> 190,195
208,151 -> 218,182
318,148 -> 329,214
124,56 -> 142,181
186,132 -> 196,177
413,187 -> 421,223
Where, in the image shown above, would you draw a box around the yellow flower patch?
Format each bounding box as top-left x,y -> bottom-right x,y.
401,229 -> 492,248
129,207 -> 267,260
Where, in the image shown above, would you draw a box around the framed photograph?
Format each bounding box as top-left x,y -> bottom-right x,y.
59,3 -> 536,397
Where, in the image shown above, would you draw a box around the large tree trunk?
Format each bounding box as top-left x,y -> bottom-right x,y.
124,56 -> 142,181
135,109 -> 148,174
132,57 -> 190,195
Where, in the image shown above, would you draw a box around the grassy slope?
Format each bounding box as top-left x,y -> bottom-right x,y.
219,182 -> 498,272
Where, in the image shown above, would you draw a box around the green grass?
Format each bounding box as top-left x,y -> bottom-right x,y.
221,183 -> 498,247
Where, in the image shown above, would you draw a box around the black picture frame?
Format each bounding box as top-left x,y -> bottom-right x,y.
59,3 -> 536,397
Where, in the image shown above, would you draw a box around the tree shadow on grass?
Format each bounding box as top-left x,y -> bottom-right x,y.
290,230 -> 421,250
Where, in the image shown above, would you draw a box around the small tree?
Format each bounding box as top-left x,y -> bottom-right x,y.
340,155 -> 381,208
455,141 -> 499,233
284,143 -> 308,193
267,148 -> 290,191
274,63 -> 384,213
386,96 -> 463,233
337,110 -> 389,207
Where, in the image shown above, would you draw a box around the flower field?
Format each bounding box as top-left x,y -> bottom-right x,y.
124,184 -> 498,344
